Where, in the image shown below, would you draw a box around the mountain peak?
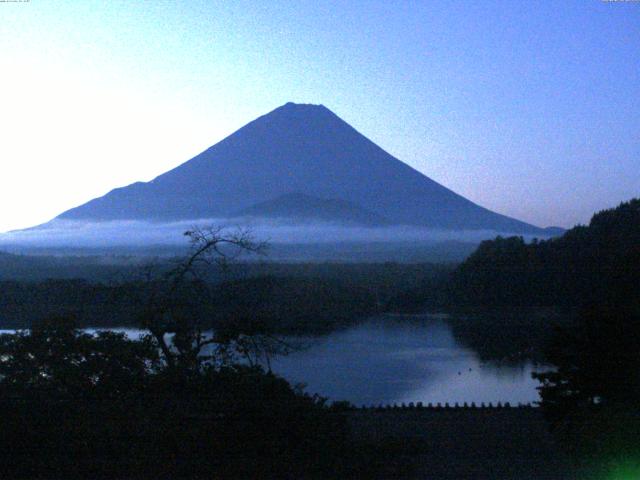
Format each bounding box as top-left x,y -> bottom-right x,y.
281,101 -> 327,110
268,102 -> 334,120
54,104 -> 545,234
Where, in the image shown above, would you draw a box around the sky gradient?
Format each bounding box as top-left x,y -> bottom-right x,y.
1,0 -> 638,232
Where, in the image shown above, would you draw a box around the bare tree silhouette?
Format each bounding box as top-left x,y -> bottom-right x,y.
138,226 -> 273,371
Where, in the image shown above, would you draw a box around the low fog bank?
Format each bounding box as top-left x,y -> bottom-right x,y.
0,218 -> 556,262
3,218 -> 554,246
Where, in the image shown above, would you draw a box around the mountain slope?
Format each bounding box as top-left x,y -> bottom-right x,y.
57,102 -> 543,233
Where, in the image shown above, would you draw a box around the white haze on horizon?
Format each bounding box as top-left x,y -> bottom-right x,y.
0,218 -> 553,249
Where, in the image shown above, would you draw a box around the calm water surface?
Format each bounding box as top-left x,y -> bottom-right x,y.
1,315 -> 545,406
267,315 -> 544,406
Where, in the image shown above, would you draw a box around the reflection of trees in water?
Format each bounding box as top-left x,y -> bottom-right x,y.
479,361 -> 542,380
446,308 -> 567,366
265,317 -> 543,405
266,319 -> 448,405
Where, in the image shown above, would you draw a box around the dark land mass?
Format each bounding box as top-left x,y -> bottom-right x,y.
347,407 -> 576,479
431,200 -> 640,477
0,262 -> 450,333
0,250 -> 141,282
448,198 -> 640,308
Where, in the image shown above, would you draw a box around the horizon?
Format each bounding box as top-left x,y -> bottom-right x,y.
1,1 -> 639,233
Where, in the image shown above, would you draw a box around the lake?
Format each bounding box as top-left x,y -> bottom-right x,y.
1,314 -> 545,406
266,315 -> 544,406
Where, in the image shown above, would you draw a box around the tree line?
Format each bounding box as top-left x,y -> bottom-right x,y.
449,198 -> 640,308
450,198 -> 640,476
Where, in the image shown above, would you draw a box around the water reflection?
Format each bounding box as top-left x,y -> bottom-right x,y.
269,316 -> 544,406
1,316 -> 545,406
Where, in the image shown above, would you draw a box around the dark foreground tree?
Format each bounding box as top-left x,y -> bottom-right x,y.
534,305 -> 640,476
0,316 -> 360,479
0,316 -> 158,400
534,306 -> 640,416
136,226 -> 281,372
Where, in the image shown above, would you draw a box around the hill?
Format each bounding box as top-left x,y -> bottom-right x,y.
449,198 -> 640,306
236,192 -> 390,226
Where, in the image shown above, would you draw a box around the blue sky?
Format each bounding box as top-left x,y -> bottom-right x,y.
1,0 -> 638,231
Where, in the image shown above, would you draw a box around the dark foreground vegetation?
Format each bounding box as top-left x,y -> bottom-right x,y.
0,317 -> 369,478
0,199 -> 638,477
450,199 -> 640,476
0,316 -> 579,479
532,304 -> 640,478
347,407 -> 574,479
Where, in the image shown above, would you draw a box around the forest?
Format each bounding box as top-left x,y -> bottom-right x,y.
449,198 -> 640,308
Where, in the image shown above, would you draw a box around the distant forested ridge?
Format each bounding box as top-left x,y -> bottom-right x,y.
449,199 -> 640,307
0,263 -> 450,332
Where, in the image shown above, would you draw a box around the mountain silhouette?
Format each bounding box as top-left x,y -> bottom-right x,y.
236,192 -> 390,227
57,102 -> 545,233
